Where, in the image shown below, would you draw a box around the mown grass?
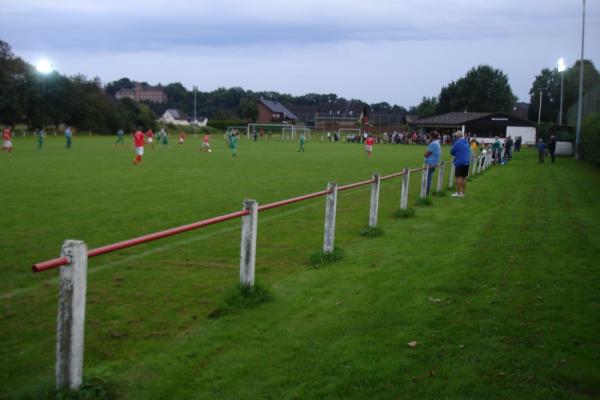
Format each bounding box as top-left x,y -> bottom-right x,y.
1,136 -> 599,399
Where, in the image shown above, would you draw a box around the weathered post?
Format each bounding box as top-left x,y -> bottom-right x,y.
470,155 -> 477,177
369,173 -> 380,228
436,161 -> 444,193
476,155 -> 483,174
56,240 -> 88,390
448,163 -> 455,189
400,168 -> 410,209
323,182 -> 338,253
420,163 -> 428,198
240,199 -> 258,288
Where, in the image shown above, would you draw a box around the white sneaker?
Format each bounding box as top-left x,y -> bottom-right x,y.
451,192 -> 461,197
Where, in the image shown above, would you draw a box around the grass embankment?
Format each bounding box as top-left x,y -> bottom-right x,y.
1,136 -> 599,399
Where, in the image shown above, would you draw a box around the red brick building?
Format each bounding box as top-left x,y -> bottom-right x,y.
256,98 -> 298,123
115,83 -> 167,103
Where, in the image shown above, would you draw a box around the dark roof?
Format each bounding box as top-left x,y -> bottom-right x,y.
413,112 -> 534,127
286,104 -> 320,123
259,99 -> 299,120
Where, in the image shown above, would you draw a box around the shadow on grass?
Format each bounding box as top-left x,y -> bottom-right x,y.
209,283 -> 273,319
309,247 -> 344,268
16,375 -> 116,400
360,226 -> 384,238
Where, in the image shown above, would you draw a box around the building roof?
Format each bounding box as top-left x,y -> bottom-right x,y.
317,100 -> 363,119
259,99 -> 299,120
164,109 -> 186,120
413,112 -> 534,127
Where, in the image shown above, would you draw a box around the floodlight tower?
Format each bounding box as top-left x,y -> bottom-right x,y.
36,59 -> 54,134
557,58 -> 566,125
575,0 -> 586,159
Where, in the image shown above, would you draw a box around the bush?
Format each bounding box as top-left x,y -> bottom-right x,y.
309,247 -> 344,267
208,282 -> 273,319
582,113 -> 600,167
360,226 -> 384,238
393,208 -> 416,219
415,197 -> 433,207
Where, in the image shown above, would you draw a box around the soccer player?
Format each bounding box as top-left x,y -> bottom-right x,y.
201,133 -> 211,152
178,131 -> 186,145
2,126 -> 13,155
146,129 -> 155,148
115,128 -> 125,145
133,128 -> 145,165
298,133 -> 305,152
160,128 -> 168,146
229,131 -> 238,156
37,128 -> 45,149
365,134 -> 375,157
65,126 -> 73,149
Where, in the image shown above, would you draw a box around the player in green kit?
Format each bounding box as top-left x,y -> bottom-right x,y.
37,128 -> 45,149
298,133 -> 305,152
229,132 -> 238,156
115,129 -> 125,145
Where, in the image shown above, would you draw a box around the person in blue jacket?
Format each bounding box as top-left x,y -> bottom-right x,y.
450,130 -> 471,197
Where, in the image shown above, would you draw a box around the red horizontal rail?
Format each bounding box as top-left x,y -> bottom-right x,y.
258,189 -> 329,212
32,210 -> 249,273
33,162 -> 454,273
338,178 -> 374,191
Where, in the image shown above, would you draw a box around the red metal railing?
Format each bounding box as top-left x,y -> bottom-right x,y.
33,163 -> 441,273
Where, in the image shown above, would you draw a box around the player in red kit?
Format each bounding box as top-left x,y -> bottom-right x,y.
133,128 -> 145,165
2,126 -> 13,155
145,129 -> 155,148
365,135 -> 375,157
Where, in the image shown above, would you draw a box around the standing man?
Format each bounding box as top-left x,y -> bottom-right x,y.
492,136 -> 502,164
504,136 -> 513,161
64,126 -> 73,149
298,133 -> 305,152
133,128 -> 145,165
424,131 -> 441,195
548,135 -> 557,163
146,129 -> 155,148
536,138 -> 546,164
450,131 -> 470,197
2,126 -> 13,155
201,133 -> 211,152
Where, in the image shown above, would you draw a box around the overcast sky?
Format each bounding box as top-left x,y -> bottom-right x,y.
2,0 -> 599,107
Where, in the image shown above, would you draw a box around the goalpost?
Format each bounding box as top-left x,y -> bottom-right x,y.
246,123 -> 293,139
337,128 -> 362,142
283,126 -> 311,141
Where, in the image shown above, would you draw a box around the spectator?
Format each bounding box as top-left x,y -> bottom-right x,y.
450,131 -> 471,197
548,135 -> 557,163
424,131 -> 441,195
536,138 -> 546,163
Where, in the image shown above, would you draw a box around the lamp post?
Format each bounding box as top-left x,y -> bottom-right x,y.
557,58 -> 566,125
36,59 -> 54,135
575,0 -> 586,160
193,85 -> 197,139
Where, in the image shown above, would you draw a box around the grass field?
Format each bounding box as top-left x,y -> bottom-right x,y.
1,135 -> 599,399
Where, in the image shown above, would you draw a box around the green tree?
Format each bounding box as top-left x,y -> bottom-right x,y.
414,96 -> 438,117
105,77 -> 134,97
437,65 -> 517,114
0,40 -> 29,126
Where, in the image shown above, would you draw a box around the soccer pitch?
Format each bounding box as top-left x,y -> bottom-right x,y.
1,136 -> 599,399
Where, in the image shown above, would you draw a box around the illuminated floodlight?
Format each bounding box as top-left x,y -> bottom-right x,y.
36,59 -> 53,74
557,58 -> 566,72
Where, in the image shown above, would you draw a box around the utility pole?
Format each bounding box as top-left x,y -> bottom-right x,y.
537,90 -> 543,124
193,85 -> 197,139
575,0 -> 586,160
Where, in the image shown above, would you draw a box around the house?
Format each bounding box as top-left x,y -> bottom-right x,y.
115,83 -> 167,103
412,112 -> 536,144
315,100 -> 364,130
158,109 -> 190,126
365,110 -> 407,133
256,98 -> 298,123
285,104 -> 320,127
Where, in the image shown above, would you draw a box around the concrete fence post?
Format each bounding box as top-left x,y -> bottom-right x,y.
369,173 -> 380,228
323,182 -> 338,253
448,163 -> 455,189
476,155 -> 483,174
436,161 -> 444,193
420,163 -> 428,198
400,167 -> 410,209
240,199 -> 258,288
56,240 -> 88,390
470,156 -> 477,177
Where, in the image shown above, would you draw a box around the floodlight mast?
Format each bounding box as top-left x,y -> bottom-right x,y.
36,59 -> 54,134
575,0 -> 586,160
558,58 -> 566,125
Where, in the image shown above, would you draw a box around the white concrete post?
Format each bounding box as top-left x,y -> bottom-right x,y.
470,156 -> 477,177
56,240 -> 88,390
436,161 -> 444,193
400,168 -> 410,209
240,199 -> 258,288
476,155 -> 482,174
323,182 -> 338,253
369,173 -> 380,228
448,163 -> 455,189
420,163 -> 428,198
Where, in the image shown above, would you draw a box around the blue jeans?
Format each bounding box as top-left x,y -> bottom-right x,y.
426,165 -> 436,195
